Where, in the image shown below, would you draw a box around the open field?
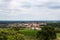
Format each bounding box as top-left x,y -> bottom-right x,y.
19,29 -> 38,40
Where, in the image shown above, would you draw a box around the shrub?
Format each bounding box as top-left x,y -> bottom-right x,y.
7,35 -> 15,40
0,29 -> 25,40
7,34 -> 25,40
15,34 -> 25,40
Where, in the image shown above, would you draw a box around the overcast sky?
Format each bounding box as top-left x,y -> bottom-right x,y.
0,0 -> 60,21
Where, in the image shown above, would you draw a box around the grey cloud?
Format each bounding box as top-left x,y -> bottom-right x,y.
35,5 -> 44,8
9,9 -> 21,14
0,9 -> 21,14
0,0 -> 11,9
46,2 -> 60,9
2,0 -> 12,2
21,5 -> 31,8
48,6 -> 60,9
0,0 -> 60,20
21,2 -> 31,8
21,2 -> 44,8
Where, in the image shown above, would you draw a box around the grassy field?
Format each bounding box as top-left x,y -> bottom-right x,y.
18,29 -> 38,40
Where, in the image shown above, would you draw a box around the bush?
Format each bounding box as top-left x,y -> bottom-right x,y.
15,34 -> 25,40
7,35 -> 15,40
0,29 -> 25,40
7,34 -> 25,40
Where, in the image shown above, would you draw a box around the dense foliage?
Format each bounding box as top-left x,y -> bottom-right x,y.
36,26 -> 57,40
47,23 -> 60,28
0,28 -> 25,40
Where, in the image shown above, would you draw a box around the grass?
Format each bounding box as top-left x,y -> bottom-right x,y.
18,29 -> 38,40
19,29 -> 37,36
57,33 -> 60,38
57,33 -> 60,40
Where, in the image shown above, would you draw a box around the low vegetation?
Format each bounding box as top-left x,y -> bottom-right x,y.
0,26 -> 60,40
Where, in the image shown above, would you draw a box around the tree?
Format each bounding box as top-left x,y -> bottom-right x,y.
36,26 -> 56,40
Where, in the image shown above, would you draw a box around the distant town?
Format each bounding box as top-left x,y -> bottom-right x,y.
0,21 -> 60,30
0,21 -> 47,30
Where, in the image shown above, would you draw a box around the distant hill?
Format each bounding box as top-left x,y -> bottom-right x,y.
0,20 -> 60,24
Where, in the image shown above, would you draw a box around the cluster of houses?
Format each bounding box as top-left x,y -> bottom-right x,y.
0,22 -> 47,30
7,22 -> 47,30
